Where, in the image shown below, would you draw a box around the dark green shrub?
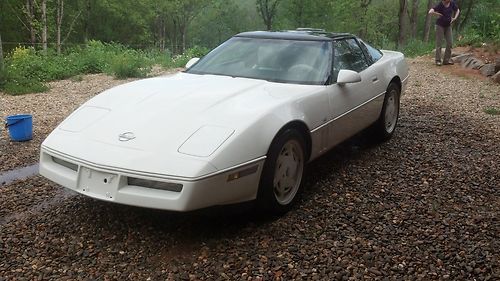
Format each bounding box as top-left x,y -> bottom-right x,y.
73,40 -> 125,74
401,39 -> 434,57
109,50 -> 152,79
3,77 -> 48,95
148,49 -> 174,68
172,46 -> 210,68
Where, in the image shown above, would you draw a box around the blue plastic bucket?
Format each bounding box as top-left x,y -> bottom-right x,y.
5,114 -> 33,141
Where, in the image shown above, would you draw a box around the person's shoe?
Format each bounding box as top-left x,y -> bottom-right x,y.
436,60 -> 442,66
443,60 -> 454,65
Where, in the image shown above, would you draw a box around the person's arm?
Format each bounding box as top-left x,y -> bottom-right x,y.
428,8 -> 443,17
451,8 -> 460,23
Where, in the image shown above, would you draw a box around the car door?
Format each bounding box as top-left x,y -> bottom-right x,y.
326,38 -> 383,147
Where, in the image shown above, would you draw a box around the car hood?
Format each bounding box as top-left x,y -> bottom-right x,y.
42,73 -> 316,177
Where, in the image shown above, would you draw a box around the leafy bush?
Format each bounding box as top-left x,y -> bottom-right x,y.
457,2 -> 500,47
401,39 -> 434,57
108,50 -> 152,79
146,49 -> 174,68
186,45 -> 210,58
72,40 -> 125,74
2,76 -> 48,95
172,45 -> 210,68
1,47 -> 50,94
0,41 -> 202,95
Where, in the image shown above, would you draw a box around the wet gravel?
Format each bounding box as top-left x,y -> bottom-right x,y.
0,58 -> 499,280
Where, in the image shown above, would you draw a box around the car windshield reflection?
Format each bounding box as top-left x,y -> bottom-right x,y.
186,37 -> 331,85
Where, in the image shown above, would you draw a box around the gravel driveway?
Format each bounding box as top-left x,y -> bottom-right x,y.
0,57 -> 499,280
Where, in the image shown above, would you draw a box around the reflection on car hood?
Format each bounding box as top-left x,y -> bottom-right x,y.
42,72 -> 318,176
74,72 -> 298,149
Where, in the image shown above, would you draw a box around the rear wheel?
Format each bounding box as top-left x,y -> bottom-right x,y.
257,129 -> 306,214
370,82 -> 400,142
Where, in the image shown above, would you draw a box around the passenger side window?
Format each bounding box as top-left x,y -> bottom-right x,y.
359,39 -> 382,64
332,38 -> 369,82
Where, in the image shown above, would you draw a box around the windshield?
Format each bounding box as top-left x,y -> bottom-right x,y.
186,37 -> 331,85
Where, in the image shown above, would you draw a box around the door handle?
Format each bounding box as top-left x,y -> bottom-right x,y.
371,76 -> 378,82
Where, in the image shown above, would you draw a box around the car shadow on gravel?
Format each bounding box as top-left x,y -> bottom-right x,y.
41,129 -> 383,241
2,100 -> 499,280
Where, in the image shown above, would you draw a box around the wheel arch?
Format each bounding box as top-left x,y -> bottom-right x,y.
389,76 -> 402,92
269,120 -> 312,162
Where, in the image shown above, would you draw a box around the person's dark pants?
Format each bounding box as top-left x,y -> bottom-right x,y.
435,25 -> 453,63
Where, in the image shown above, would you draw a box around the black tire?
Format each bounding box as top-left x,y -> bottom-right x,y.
370,82 -> 401,142
257,129 -> 306,214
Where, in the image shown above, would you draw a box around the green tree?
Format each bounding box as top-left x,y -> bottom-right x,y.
257,0 -> 281,30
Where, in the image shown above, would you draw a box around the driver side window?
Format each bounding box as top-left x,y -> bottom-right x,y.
332,38 -> 369,82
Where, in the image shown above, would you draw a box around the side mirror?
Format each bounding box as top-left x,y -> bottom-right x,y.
185,57 -> 200,69
336,69 -> 361,85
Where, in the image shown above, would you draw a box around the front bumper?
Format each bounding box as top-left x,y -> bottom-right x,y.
39,147 -> 265,211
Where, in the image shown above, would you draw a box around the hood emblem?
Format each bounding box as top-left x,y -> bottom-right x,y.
118,132 -> 136,142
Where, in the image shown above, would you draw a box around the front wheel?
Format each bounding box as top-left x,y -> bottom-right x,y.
370,82 -> 400,142
257,129 -> 306,214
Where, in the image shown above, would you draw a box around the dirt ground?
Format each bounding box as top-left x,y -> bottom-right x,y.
435,45 -> 499,82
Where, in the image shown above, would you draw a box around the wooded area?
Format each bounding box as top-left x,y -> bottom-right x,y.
0,0 -> 498,94
0,0 -> 498,53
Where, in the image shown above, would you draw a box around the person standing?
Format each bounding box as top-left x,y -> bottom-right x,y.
428,0 -> 460,66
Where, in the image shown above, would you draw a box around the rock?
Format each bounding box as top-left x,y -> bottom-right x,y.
491,71 -> 500,84
462,56 -> 485,70
480,64 -> 496,77
495,57 -> 500,73
452,53 -> 472,64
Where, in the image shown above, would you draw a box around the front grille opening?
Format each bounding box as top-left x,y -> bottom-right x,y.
52,156 -> 78,171
128,177 -> 183,192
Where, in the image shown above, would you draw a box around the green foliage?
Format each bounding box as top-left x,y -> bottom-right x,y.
171,46 -> 210,68
73,40 -> 122,74
1,47 -> 50,95
400,39 -> 434,58
2,76 -> 49,95
108,50 -> 153,79
0,42 -> 176,94
483,107 -> 500,116
457,0 -> 500,46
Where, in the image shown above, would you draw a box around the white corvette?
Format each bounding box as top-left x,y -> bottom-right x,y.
40,29 -> 409,213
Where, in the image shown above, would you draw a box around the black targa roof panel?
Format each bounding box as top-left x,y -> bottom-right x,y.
235,30 -> 353,41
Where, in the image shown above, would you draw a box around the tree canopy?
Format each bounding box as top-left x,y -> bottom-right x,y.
0,0 -> 498,54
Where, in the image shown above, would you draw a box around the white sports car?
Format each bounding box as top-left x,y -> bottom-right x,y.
40,29 -> 409,213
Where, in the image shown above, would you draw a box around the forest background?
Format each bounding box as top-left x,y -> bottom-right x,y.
0,0 -> 498,94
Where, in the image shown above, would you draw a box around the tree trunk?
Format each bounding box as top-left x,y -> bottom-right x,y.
359,0 -> 372,39
173,19 -> 179,54
257,0 -> 281,31
410,0 -> 419,39
423,0 -> 433,42
397,0 -> 408,48
297,0 -> 304,27
84,0 -> 91,42
56,0 -> 64,55
181,24 -> 186,53
26,0 -> 36,46
457,0 -> 474,32
0,32 -> 4,72
160,18 -> 166,52
42,0 -> 47,52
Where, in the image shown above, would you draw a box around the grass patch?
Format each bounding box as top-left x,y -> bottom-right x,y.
483,107 -> 500,115
401,39 -> 434,58
3,78 -> 49,95
108,51 -> 152,79
70,75 -> 84,82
